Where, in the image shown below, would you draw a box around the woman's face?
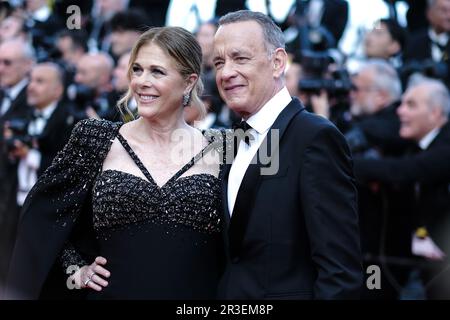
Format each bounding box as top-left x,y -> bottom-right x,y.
130,43 -> 195,121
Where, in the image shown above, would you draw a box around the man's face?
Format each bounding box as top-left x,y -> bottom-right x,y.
113,52 -> 130,92
0,16 -> 23,43
75,56 -> 101,88
213,21 -> 280,118
397,85 -> 440,141
349,69 -> 379,116
196,23 -> 217,64
110,30 -> 140,58
27,65 -> 63,109
364,22 -> 399,59
427,0 -> 450,33
0,42 -> 31,87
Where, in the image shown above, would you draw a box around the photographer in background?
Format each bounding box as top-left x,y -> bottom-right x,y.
70,52 -> 119,121
364,18 -> 407,68
311,60 -> 416,298
55,30 -> 88,73
5,62 -> 75,209
403,0 -> 450,86
108,9 -> 149,62
295,49 -> 353,133
0,38 -> 34,292
354,78 -> 450,299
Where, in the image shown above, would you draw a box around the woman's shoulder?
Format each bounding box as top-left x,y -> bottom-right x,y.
65,118 -> 123,160
72,118 -> 123,138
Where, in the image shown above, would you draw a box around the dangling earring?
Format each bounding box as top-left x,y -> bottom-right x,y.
182,92 -> 191,107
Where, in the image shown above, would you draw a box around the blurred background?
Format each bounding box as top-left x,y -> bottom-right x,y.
1,0 -> 450,300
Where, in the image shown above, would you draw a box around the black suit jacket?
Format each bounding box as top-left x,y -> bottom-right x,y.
404,29 -> 450,64
0,86 -> 30,291
0,86 -> 31,210
354,122 -> 450,252
34,101 -> 76,176
218,98 -> 363,299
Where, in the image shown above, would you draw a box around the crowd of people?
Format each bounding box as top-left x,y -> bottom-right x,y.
0,0 -> 449,300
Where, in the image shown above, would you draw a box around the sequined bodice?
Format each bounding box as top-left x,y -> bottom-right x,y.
92,133 -> 222,235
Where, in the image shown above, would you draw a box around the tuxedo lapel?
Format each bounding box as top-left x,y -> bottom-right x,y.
39,102 -> 65,138
2,87 -> 28,119
228,98 -> 305,258
222,163 -> 232,226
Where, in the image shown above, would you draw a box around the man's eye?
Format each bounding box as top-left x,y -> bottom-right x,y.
236,57 -> 248,62
214,61 -> 224,69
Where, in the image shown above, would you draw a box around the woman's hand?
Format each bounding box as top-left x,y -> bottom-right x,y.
74,256 -> 110,291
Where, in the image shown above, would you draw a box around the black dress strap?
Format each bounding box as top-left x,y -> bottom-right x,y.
116,132 -> 217,188
116,133 -> 154,183
164,138 -> 216,187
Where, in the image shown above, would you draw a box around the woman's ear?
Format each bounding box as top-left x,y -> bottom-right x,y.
185,73 -> 199,94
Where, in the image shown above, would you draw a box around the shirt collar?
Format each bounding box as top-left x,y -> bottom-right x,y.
32,6 -> 51,22
246,86 -> 292,135
7,78 -> 28,101
428,28 -> 449,46
35,101 -> 58,120
419,127 -> 440,150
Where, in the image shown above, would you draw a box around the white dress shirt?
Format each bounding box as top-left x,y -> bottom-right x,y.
227,87 -> 292,216
419,127 -> 440,150
429,28 -> 449,62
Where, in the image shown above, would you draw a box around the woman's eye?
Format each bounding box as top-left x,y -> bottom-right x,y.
132,65 -> 142,75
152,68 -> 164,75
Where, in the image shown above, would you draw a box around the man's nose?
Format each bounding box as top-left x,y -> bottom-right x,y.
397,103 -> 407,117
220,61 -> 237,81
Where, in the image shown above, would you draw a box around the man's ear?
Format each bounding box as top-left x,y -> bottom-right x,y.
185,73 -> 199,94
272,48 -> 288,78
387,41 -> 401,56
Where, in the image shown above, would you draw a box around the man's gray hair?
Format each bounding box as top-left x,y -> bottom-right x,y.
218,10 -> 285,53
362,59 -> 402,102
409,77 -> 450,118
427,0 -> 438,9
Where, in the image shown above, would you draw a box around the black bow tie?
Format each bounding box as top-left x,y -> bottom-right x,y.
233,120 -> 252,132
233,120 -> 255,146
32,111 -> 45,120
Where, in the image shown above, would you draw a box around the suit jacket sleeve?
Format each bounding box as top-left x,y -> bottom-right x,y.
300,125 -> 363,299
353,146 -> 450,185
4,119 -> 114,299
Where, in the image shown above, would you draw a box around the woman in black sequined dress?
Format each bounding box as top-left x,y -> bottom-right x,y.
5,27 -> 226,300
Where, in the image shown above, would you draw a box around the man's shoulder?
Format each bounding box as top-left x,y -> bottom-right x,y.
291,109 -> 340,135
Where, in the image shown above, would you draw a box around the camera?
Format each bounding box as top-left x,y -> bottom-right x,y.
298,50 -> 353,97
4,118 -> 33,152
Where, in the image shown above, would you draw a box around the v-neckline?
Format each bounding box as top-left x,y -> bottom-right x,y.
116,132 -> 216,190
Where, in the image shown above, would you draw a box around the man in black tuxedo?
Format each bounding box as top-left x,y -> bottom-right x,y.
354,79 -> 450,299
6,62 -> 75,209
403,0 -> 450,84
3,62 -> 76,298
0,39 -> 34,291
213,10 -> 363,299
